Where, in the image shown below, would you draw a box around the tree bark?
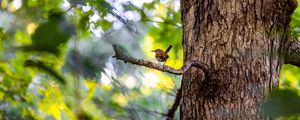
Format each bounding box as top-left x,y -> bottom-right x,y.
180,0 -> 296,119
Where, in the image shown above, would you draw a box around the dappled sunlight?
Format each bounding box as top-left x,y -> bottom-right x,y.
164,50 -> 183,69
82,80 -> 108,118
280,64 -> 300,90
143,70 -> 175,92
100,72 -> 112,86
157,74 -> 175,92
81,100 -> 107,119
1,0 -> 21,12
84,80 -> 97,101
26,22 -> 38,35
155,3 -> 168,17
111,93 -> 128,107
37,82 -> 75,119
124,76 -> 137,89
7,0 -> 22,13
140,85 -> 153,96
14,31 -> 31,45
61,0 -> 71,10
12,0 -> 22,9
143,72 -> 160,87
142,35 -> 157,59
1,0 -> 8,9
100,66 -> 116,86
100,84 -> 112,92
282,71 -> 298,89
130,0 -> 154,8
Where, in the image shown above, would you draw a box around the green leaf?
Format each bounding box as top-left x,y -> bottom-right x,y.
31,12 -> 75,54
78,10 -> 93,31
88,0 -> 111,17
96,20 -> 112,31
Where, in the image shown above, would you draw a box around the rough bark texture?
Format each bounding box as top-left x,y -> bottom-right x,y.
180,0 -> 296,119
286,41 -> 300,66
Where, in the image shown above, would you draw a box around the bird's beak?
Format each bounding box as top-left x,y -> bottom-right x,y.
151,50 -> 155,52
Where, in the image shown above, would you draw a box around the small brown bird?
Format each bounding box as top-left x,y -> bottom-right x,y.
152,45 -> 172,63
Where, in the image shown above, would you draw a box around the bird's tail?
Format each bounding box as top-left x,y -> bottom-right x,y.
165,45 -> 172,54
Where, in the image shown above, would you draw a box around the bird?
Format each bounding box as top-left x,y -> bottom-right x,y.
152,45 -> 173,64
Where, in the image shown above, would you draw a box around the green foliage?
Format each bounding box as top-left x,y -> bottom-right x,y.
0,28 -> 7,41
0,0 -> 182,119
78,10 -> 93,31
24,59 -> 66,84
30,12 -> 74,54
97,20 -> 113,31
290,0 -> 300,38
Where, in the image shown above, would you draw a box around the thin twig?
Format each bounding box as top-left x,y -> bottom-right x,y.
166,87 -> 182,120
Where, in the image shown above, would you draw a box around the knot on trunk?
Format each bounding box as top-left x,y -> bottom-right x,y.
197,69 -> 231,99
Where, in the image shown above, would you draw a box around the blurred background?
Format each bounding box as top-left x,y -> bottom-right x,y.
0,0 -> 300,119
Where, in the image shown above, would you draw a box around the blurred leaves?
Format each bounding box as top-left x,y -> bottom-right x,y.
24,59 -> 66,84
0,0 -> 183,119
77,10 -> 93,32
68,0 -> 86,6
290,0 -> 300,38
0,28 -> 7,41
280,64 -> 300,89
263,89 -> 300,118
38,85 -> 73,119
29,12 -> 75,54
97,20 -> 113,31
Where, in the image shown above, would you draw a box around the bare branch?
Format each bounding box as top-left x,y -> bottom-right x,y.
285,41 -> 300,66
112,44 -> 209,75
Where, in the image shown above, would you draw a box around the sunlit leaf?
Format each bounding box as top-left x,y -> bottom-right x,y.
38,85 -> 74,119
78,10 -> 93,31
14,31 -> 31,45
96,20 -> 112,31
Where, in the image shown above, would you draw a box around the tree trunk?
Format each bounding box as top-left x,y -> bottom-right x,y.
180,0 -> 296,119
